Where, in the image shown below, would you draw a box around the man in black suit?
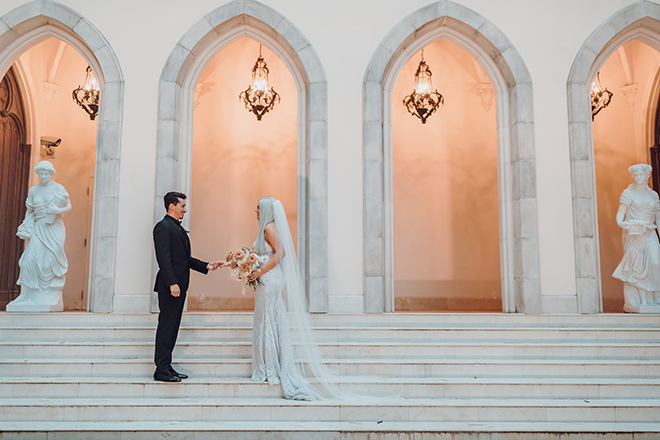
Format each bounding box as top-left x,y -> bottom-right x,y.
153,191 -> 219,382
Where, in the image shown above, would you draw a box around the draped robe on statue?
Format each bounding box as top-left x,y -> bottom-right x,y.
16,184 -> 69,303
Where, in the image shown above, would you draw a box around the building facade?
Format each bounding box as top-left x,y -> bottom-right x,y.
1,0 -> 659,316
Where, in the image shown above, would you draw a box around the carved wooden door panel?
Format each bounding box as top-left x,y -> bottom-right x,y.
0,67 -> 30,309
652,92 -> 660,192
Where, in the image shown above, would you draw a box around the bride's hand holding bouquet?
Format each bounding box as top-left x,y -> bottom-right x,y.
226,247 -> 268,295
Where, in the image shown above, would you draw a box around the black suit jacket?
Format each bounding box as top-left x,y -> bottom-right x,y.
153,215 -> 208,294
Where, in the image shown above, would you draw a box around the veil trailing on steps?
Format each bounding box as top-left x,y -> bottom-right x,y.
255,198 -> 352,400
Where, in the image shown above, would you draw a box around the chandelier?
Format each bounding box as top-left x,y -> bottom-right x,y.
402,49 -> 444,124
72,65 -> 100,120
591,72 -> 613,120
239,45 -> 280,121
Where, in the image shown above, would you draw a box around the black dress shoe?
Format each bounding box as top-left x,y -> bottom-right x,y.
154,373 -> 181,382
170,369 -> 188,379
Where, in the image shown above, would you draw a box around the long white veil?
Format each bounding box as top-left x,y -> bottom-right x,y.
271,200 -> 348,400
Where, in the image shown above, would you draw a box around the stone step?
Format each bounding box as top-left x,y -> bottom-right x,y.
2,340 -> 659,360
2,326 -> 659,342
2,397 -> 660,423
0,420 -> 660,440
1,420 -> 660,438
2,376 -> 659,399
2,312 -> 660,327
2,357 -> 659,378
3,313 -> 659,437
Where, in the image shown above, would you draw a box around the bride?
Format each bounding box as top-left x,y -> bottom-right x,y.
233,197 -> 346,401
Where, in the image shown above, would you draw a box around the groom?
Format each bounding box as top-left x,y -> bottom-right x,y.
153,191 -> 219,382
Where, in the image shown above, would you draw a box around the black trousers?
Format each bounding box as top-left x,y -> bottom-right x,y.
154,289 -> 186,375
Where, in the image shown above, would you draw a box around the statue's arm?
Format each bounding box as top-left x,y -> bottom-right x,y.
48,198 -> 72,215
616,203 -> 629,230
47,186 -> 72,215
17,194 -> 35,240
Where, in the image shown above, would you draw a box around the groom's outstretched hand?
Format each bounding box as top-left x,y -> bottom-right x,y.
207,261 -> 225,271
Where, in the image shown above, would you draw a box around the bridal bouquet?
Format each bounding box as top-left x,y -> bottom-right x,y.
226,248 -> 268,296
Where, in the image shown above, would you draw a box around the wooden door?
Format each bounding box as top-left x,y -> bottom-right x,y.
652,92 -> 660,192
0,67 -> 30,310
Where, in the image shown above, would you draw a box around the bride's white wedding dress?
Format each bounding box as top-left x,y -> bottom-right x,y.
251,241 -> 315,401
248,198 -> 377,401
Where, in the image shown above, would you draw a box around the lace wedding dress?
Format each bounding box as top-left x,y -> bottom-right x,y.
249,197 -> 365,401
251,241 -> 316,401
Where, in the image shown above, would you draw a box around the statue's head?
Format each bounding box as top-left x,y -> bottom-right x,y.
34,161 -> 56,183
629,164 -> 652,183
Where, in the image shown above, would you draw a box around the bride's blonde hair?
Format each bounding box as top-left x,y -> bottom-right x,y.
254,197 -> 276,254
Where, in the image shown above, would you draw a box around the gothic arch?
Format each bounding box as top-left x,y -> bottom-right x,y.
155,0 -> 328,311
568,0 -> 660,313
0,0 -> 124,312
363,1 -> 541,313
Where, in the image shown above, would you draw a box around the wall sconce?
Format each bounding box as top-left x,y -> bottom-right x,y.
591,72 -> 613,120
239,45 -> 280,121
72,65 -> 99,120
402,49 -> 444,124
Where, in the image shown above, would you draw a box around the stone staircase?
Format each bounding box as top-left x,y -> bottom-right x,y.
1,312 -> 660,439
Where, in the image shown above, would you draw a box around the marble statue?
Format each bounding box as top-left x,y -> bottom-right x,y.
7,161 -> 71,312
612,164 -> 660,313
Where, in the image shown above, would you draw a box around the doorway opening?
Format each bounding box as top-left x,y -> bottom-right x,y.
187,37 -> 298,311
392,40 -> 500,312
0,38 -> 97,311
593,40 -> 660,312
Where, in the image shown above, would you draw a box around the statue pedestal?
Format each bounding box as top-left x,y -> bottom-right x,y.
6,301 -> 64,312
623,304 -> 660,314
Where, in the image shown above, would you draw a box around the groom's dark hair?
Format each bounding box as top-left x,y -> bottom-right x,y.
164,191 -> 186,210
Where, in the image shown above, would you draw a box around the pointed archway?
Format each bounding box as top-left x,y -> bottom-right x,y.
363,1 -> 542,313
568,0 -> 660,313
155,0 -> 328,312
0,0 -> 124,312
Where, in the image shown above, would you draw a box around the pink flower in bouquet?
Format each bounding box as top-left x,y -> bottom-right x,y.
247,254 -> 258,264
240,262 -> 251,273
226,251 -> 234,262
234,249 -> 245,260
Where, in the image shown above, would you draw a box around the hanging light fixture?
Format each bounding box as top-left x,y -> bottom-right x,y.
72,65 -> 100,120
591,72 -> 613,120
402,49 -> 444,124
239,45 -> 280,121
